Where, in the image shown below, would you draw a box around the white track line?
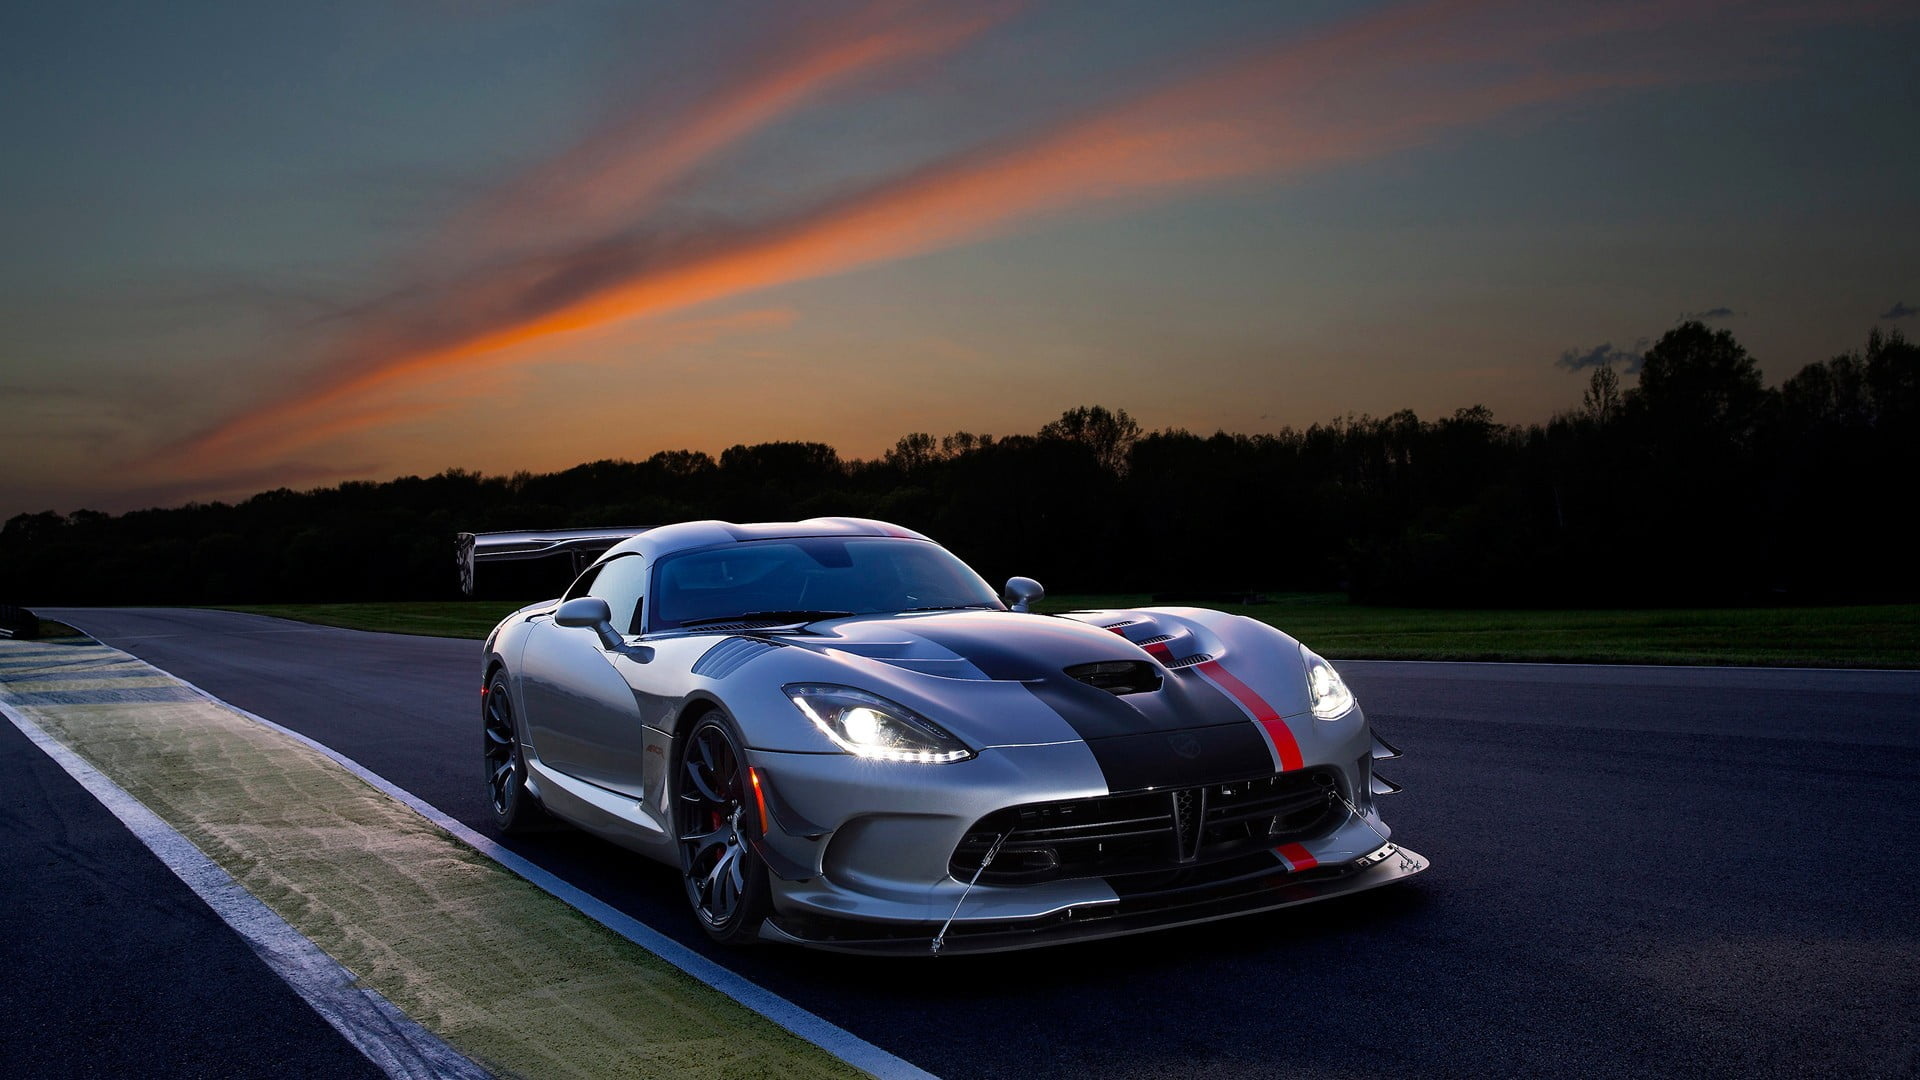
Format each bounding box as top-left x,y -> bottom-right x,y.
55,632 -> 940,1080
0,699 -> 493,1080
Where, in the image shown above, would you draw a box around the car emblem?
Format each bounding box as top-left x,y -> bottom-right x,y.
1169,733 -> 1201,759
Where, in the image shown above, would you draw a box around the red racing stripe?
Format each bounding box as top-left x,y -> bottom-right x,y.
1105,622 -> 1176,666
1194,659 -> 1305,771
1274,842 -> 1318,871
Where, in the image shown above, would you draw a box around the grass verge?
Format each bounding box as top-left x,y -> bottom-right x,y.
223,602 -> 525,639
1040,594 -> 1919,668
220,596 -> 1918,668
0,636 -> 865,1080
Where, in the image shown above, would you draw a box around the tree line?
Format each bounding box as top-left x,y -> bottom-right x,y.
4,322 -> 1914,607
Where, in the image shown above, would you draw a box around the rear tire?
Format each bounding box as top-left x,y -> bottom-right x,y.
675,710 -> 772,944
483,672 -> 545,833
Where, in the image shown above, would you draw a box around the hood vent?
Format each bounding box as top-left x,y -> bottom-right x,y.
1065,660 -> 1162,696
1164,652 -> 1213,670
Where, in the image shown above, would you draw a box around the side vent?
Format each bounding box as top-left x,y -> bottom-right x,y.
691,636 -> 783,679
1065,660 -> 1163,696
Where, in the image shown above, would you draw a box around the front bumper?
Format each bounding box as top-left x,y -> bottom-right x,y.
743,733 -> 1425,955
761,840 -> 1427,955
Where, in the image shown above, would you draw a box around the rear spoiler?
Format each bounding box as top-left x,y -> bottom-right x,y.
456,527 -> 648,596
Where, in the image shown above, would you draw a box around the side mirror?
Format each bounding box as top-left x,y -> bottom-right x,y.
555,596 -> 625,651
1004,576 -> 1045,613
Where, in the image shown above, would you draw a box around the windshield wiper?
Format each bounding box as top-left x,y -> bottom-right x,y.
677,609 -> 854,627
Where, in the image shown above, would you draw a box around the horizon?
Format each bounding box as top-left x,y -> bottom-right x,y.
5,0 -> 1917,519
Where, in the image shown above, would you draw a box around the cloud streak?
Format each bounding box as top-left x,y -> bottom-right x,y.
156,0 -> 1861,474
1881,301 -> 1916,320
1557,340 -> 1648,375
449,1 -> 1013,258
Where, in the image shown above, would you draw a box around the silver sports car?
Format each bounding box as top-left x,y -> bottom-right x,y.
481,517 -> 1425,954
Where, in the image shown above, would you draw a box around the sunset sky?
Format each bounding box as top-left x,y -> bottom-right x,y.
3,0 -> 1916,518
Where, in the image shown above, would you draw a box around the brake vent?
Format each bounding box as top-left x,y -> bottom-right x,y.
1164,653 -> 1213,669
690,636 -> 783,678
1065,660 -> 1162,695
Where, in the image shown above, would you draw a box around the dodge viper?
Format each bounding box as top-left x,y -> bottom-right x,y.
480,517 -> 1425,954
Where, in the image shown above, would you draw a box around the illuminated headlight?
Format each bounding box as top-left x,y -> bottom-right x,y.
1301,646 -> 1355,719
784,684 -> 973,763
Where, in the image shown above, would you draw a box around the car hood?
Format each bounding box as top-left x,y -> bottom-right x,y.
797,609 -> 1136,680
781,609 -> 1295,742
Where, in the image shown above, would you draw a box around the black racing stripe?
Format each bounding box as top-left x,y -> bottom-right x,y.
909,612 -> 1284,790
1024,679 -> 1274,793
905,619 -> 1063,681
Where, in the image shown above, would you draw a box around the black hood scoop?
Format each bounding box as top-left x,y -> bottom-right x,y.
1065,660 -> 1162,696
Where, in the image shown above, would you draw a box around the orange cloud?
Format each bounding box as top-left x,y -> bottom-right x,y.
158,0 -> 1831,474
454,1 -> 1014,256
213,307 -> 800,457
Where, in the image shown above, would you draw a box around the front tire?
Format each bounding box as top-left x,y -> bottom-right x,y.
483,672 -> 545,833
675,711 -> 772,944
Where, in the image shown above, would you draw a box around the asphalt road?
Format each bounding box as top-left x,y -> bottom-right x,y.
0,677 -> 386,1079
47,607 -> 1920,1079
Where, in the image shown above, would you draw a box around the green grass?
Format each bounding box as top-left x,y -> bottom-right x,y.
1,619 -> 92,642
218,596 -> 1920,668
1041,594 -> 1920,668
222,602 -> 529,640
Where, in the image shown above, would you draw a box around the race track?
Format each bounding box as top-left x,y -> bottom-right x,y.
47,607 -> 1920,1079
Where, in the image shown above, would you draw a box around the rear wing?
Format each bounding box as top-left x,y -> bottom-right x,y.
456,527 -> 648,596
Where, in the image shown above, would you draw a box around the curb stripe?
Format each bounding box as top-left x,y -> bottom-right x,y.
0,700 -> 491,1080
48,627 -> 937,1080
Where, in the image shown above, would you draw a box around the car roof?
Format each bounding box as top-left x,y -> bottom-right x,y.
602,517 -> 930,562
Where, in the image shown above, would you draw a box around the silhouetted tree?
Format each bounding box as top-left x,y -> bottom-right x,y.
1039,406 -> 1141,474
3,329 -> 1913,607
1632,320 -> 1766,443
1582,364 -> 1623,425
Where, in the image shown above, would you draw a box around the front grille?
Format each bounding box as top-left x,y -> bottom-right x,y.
950,768 -> 1342,886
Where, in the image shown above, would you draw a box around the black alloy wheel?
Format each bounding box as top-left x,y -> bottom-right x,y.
483,673 -> 544,832
676,712 -> 772,942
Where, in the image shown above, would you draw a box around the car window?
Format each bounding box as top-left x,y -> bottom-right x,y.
562,562 -> 603,601
649,537 -> 1000,630
586,554 -> 648,634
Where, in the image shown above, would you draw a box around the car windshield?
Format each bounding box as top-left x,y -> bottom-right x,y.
649,537 -> 1002,631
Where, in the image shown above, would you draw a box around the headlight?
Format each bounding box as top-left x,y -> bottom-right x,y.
784,684 -> 974,763
1301,646 -> 1355,719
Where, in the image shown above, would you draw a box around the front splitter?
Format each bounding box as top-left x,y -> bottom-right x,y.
760,843 -> 1428,956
